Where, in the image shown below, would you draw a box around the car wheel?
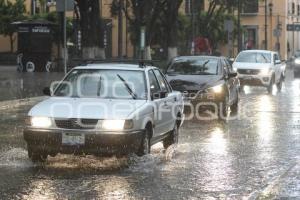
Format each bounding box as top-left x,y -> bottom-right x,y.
267,76 -> 274,94
218,95 -> 229,119
230,91 -> 239,114
276,75 -> 283,92
28,147 -> 47,163
136,128 -> 151,157
163,122 -> 179,149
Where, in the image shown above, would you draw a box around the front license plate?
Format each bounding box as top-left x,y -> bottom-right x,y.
62,132 -> 85,145
243,76 -> 253,80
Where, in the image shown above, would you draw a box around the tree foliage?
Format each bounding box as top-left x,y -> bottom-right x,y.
0,0 -> 26,52
111,0 -> 182,59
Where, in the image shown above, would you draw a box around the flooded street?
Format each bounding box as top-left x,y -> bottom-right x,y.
0,69 -> 300,199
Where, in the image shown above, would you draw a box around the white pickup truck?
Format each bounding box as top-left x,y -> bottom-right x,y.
233,50 -> 286,93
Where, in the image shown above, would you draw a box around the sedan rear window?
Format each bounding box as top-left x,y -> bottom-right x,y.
236,52 -> 271,63
54,69 -> 147,100
167,58 -> 219,75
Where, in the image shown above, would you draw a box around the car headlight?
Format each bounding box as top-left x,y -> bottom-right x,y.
260,68 -> 270,75
101,120 -> 133,130
211,84 -> 223,93
295,58 -> 300,64
30,117 -> 52,128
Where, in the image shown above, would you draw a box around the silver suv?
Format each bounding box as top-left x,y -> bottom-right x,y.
23,63 -> 184,162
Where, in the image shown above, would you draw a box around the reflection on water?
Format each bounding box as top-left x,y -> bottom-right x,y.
207,127 -> 227,155
94,176 -> 136,200
201,126 -> 234,192
21,179 -> 58,199
257,95 -> 274,145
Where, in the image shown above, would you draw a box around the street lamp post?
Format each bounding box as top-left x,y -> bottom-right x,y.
237,0 -> 242,52
265,0 -> 268,50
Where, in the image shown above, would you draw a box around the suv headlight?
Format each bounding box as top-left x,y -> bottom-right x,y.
260,68 -> 270,75
295,58 -> 300,64
101,120 -> 133,130
30,117 -> 52,128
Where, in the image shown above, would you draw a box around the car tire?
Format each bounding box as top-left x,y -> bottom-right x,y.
163,122 -> 179,149
218,95 -> 229,119
276,75 -> 283,92
230,92 -> 239,114
136,128 -> 151,157
28,147 -> 47,163
267,76 -> 274,94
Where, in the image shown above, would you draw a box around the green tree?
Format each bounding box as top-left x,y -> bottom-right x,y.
75,0 -> 105,59
0,0 -> 26,52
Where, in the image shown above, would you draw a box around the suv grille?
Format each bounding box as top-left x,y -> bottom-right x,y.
238,69 -> 260,75
55,119 -> 99,130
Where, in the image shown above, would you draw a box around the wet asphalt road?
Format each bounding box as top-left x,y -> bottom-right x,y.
0,68 -> 300,199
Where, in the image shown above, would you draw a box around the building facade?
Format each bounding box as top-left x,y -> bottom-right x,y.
0,0 -> 134,59
221,0 -> 300,59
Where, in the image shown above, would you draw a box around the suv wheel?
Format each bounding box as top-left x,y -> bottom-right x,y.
28,147 -> 47,163
136,128 -> 151,156
163,122 -> 179,149
267,76 -> 274,94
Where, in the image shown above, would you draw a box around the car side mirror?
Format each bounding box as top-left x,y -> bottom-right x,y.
228,72 -> 238,78
151,91 -> 168,100
43,87 -> 51,96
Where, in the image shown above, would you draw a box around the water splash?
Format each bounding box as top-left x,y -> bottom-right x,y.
0,147 -> 33,168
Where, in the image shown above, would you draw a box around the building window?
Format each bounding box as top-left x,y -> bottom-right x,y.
298,4 -> 300,16
242,0 -> 259,14
292,2 -> 295,15
185,0 -> 191,14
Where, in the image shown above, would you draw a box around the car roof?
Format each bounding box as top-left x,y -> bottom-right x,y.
239,50 -> 276,54
74,63 -> 157,71
173,56 -> 222,60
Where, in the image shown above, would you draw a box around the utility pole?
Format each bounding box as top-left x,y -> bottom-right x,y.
118,0 -> 123,58
191,0 -> 195,55
237,0 -> 242,53
265,0 -> 268,50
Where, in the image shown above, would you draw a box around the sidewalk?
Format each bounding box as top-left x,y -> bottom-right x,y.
0,65 -> 64,102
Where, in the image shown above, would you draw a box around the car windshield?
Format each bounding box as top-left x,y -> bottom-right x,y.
167,58 -> 219,75
54,69 -> 147,100
236,52 -> 271,63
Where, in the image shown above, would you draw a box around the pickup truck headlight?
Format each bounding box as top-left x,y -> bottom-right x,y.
101,120 -> 133,130
260,68 -> 270,76
30,117 -> 52,128
295,58 -> 300,64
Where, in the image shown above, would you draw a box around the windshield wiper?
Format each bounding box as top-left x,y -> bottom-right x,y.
117,74 -> 137,99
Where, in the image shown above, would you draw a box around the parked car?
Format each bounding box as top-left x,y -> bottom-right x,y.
24,63 -> 184,162
292,50 -> 300,75
165,56 -> 240,119
233,50 -> 285,93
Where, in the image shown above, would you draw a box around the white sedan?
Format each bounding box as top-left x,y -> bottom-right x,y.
24,63 -> 184,162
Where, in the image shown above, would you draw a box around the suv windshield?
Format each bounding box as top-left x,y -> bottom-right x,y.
167,58 -> 219,75
236,52 -> 271,63
54,69 -> 147,99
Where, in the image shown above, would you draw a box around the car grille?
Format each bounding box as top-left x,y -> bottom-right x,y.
55,119 -> 99,130
238,69 -> 260,75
